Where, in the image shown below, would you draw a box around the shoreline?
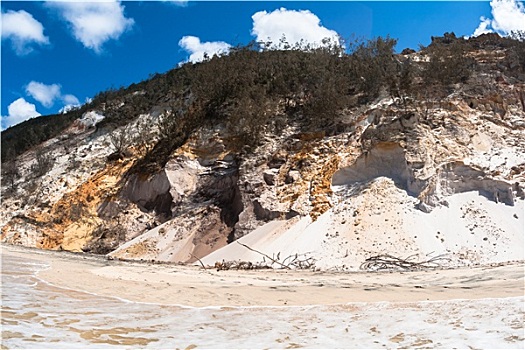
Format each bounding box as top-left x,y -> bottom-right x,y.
2,244 -> 524,308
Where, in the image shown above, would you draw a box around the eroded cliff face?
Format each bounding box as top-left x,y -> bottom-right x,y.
202,94 -> 524,269
2,49 -> 524,269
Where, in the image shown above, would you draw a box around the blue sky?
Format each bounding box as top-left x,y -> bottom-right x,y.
2,1 -> 525,130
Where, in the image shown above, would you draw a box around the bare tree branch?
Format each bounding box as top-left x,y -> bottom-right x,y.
236,241 -> 291,269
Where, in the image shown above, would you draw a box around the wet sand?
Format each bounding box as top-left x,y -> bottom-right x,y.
3,244 -> 524,307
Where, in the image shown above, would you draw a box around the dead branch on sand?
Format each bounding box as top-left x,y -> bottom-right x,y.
280,252 -> 317,269
236,242 -> 291,269
209,243 -> 316,271
360,254 -> 451,271
190,253 -> 207,270
214,260 -> 271,271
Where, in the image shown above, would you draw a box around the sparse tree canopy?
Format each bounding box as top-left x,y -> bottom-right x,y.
32,150 -> 54,178
3,33 -> 524,166
1,159 -> 19,193
109,125 -> 132,155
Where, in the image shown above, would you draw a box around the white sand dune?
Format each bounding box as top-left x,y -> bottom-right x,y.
202,178 -> 524,270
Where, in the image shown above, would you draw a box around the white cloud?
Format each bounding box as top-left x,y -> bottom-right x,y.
490,0 -> 525,34
471,0 -> 525,37
47,0 -> 134,53
251,8 -> 340,49
1,98 -> 41,130
26,81 -> 61,108
62,94 -> 80,106
1,10 -> 49,55
179,35 -> 231,63
25,81 -> 80,111
59,94 -> 81,113
473,17 -> 494,37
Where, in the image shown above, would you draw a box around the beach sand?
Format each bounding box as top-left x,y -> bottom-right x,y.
3,245 -> 523,307
2,244 -> 524,349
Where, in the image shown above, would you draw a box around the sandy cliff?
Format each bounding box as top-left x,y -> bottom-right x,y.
1,39 -> 524,270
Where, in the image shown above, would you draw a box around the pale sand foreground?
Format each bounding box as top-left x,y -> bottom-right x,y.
3,245 -> 524,307
2,245 -> 524,348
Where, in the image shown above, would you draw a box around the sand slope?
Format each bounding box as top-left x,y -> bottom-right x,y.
202,178 -> 524,270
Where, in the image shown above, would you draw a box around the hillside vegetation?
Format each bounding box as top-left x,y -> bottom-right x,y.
3,33 -> 523,164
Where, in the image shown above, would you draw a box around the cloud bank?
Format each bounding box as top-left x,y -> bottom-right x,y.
178,8 -> 340,63
1,98 -> 41,130
1,10 -> 49,55
251,8 -> 340,49
179,36 -> 231,63
47,0 -> 134,53
2,81 -> 80,129
472,0 -> 525,37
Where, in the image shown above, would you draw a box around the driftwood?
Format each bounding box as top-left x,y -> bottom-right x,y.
360,253 -> 450,271
236,241 -> 291,269
190,253 -> 207,270
214,260 -> 271,271
210,242 -> 316,271
280,252 -> 316,269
